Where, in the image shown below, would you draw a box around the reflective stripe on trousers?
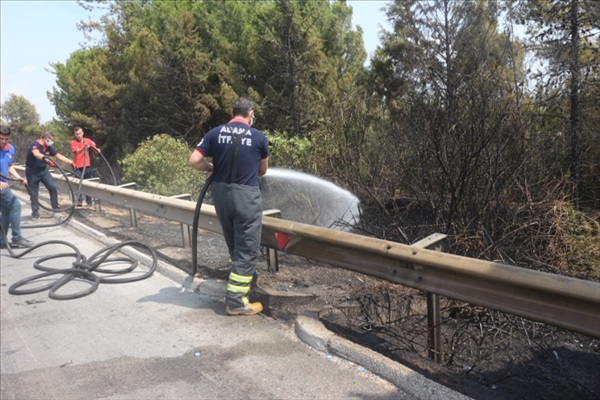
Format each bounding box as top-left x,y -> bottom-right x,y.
212,182 -> 262,308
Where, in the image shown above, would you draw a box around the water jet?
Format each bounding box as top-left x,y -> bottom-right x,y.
261,168 -> 360,230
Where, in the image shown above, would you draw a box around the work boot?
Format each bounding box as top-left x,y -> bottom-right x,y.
225,302 -> 263,316
11,238 -> 33,248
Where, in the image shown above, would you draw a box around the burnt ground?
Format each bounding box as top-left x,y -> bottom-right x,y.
57,202 -> 600,400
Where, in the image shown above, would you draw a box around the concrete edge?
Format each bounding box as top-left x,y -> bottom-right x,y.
294,312 -> 473,400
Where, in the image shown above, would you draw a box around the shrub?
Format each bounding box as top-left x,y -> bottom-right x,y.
120,134 -> 206,197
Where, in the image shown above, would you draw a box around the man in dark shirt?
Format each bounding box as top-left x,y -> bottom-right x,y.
189,98 -> 269,315
25,132 -> 73,219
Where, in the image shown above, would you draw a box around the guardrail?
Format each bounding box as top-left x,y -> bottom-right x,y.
13,166 -> 600,341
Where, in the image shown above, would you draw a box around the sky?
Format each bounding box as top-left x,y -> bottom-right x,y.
0,0 -> 391,124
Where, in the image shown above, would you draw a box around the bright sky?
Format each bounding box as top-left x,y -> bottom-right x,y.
1,0 -> 390,124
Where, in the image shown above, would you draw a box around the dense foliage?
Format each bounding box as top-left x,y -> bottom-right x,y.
48,0 -> 366,161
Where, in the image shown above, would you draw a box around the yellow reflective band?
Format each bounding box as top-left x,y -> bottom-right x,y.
227,283 -> 250,294
229,272 -> 253,283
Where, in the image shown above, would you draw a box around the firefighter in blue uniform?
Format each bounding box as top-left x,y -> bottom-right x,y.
189,97 -> 269,315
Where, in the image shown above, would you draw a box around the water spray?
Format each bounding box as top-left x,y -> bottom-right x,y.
261,168 -> 360,230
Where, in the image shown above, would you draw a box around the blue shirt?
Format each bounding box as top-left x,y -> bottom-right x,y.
196,120 -> 269,187
0,143 -> 16,182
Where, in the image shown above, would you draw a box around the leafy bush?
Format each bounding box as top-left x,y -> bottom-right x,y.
120,134 -> 206,197
266,130 -> 316,173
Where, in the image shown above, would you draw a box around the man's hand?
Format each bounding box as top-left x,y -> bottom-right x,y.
0,181 -> 8,190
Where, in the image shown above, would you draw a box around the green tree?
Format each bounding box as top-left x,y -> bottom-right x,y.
0,94 -> 42,160
0,93 -> 40,131
242,0 -> 366,137
49,46 -> 123,159
513,0 -> 600,206
50,0 -> 366,155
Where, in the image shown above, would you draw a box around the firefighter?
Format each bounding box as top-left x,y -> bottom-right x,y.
189,98 -> 269,315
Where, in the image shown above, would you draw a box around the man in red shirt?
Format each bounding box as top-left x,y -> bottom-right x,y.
71,126 -> 100,207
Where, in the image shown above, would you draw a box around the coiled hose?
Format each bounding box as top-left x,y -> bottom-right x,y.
7,239 -> 157,300
2,153 -> 156,300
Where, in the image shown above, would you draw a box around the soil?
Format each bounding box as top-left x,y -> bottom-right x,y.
66,203 -> 600,400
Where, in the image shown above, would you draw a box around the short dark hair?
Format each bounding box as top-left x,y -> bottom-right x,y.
0,126 -> 11,135
41,132 -> 55,139
73,126 -> 83,133
232,97 -> 255,118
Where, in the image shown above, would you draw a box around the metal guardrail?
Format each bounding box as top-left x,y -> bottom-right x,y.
15,167 -> 600,339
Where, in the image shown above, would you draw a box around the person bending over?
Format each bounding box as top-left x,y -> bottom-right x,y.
25,132 -> 73,220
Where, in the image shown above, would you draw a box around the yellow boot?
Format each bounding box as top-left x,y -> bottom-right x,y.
226,302 -> 263,316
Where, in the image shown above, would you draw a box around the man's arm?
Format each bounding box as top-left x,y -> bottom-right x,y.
31,147 -> 44,161
0,165 -> 25,189
8,165 -> 25,184
89,139 -> 100,152
189,150 -> 214,173
259,158 -> 268,177
72,142 -> 87,154
54,153 -> 74,165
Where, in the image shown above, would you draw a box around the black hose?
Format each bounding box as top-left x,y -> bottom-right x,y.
21,149 -> 114,229
191,174 -> 214,276
37,155 -> 77,213
69,147 -> 117,198
90,147 -> 118,186
2,153 -> 155,301
19,156 -> 76,228
7,239 -> 157,300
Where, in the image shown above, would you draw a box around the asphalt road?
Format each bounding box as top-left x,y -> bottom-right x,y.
1,199 -> 470,400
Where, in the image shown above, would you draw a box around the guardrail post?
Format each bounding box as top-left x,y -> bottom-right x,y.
169,194 -> 193,248
411,233 -> 448,364
118,183 -> 138,227
263,209 -> 282,272
84,178 -> 101,212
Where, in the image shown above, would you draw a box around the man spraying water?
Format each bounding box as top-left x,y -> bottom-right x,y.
189,97 -> 269,316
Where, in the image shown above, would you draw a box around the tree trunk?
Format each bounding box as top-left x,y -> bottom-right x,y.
569,0 -> 581,207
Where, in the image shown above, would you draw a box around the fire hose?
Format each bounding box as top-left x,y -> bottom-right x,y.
7,240 -> 157,300
1,151 -> 157,300
191,174 -> 214,276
